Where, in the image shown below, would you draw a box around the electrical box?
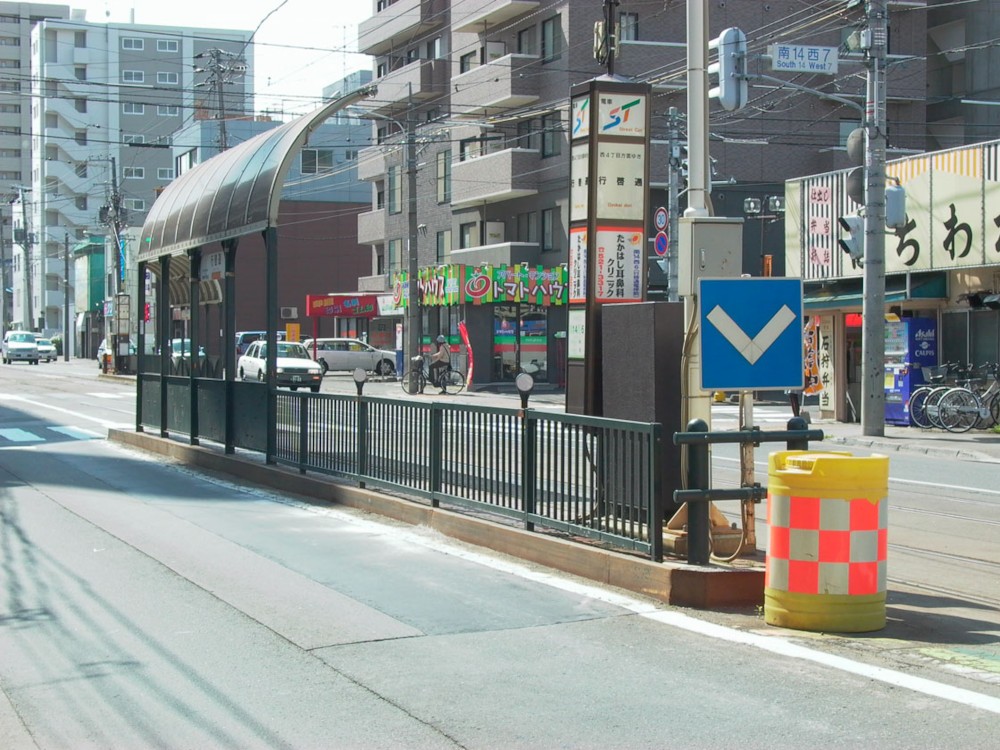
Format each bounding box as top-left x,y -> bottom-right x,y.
677,217 -> 744,298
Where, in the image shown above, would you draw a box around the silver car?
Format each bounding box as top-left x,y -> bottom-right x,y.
302,338 -> 396,376
2,331 -> 39,365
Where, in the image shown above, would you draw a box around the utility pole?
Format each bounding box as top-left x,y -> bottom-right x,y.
0,202 -> 6,334
861,0 -> 888,437
194,49 -> 248,152
63,232 -> 70,361
405,84 -> 421,380
101,158 -> 125,372
666,107 -> 681,302
14,185 -> 34,330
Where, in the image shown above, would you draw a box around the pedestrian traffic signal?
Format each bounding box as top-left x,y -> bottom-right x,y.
837,215 -> 865,263
709,27 -> 748,111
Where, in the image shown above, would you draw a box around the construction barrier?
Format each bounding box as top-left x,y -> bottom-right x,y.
765,450 -> 889,632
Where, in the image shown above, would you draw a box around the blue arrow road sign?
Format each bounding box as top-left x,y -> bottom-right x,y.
699,277 -> 804,391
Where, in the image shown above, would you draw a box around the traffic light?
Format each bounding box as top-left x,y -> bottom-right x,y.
837,215 -> 865,263
709,27 -> 748,111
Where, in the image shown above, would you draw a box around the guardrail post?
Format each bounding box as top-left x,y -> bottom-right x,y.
650,425 -> 663,562
686,418 -> 710,565
430,404 -> 443,508
522,408 -> 537,532
298,394 -> 309,474
357,395 -> 368,489
786,416 -> 810,450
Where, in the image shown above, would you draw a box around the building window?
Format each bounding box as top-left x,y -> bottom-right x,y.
426,36 -> 441,59
75,163 -> 87,178
157,71 -> 179,84
436,229 -> 451,263
75,196 -> 88,211
157,39 -> 179,52
74,99 -> 86,112
459,137 -> 482,162
436,150 -> 451,203
302,148 -> 334,174
541,112 -> 562,157
516,212 -> 537,243
0,59 -> 18,68
44,113 -> 57,128
515,119 -> 535,149
0,14 -> 16,23
0,82 -> 19,92
123,134 -> 145,144
0,103 -> 19,113
125,198 -> 146,210
123,167 -> 145,179
517,26 -> 536,56
157,167 -> 175,180
376,187 -> 385,210
0,37 -> 20,47
74,31 -> 86,48
376,61 -> 388,78
541,15 -> 561,62
74,130 -> 87,145
541,207 -> 558,251
459,50 -> 478,74
344,148 -> 358,161
406,47 -> 419,63
387,166 -> 401,214
123,102 -> 144,115
122,37 -> 144,50
74,66 -> 86,81
158,105 -> 179,116
460,221 -> 477,249
387,238 -> 402,273
619,12 -> 639,41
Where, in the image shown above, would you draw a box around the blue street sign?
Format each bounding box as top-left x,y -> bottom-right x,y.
699,277 -> 804,391
654,231 -> 668,256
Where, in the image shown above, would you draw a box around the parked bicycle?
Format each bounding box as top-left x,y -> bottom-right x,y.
909,362 -> 961,429
934,361 -> 1000,432
400,355 -> 466,395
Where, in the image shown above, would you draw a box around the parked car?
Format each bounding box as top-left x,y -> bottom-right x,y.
235,330 -> 285,357
237,340 -> 323,392
302,337 -> 396,375
35,337 -> 56,362
2,330 -> 39,365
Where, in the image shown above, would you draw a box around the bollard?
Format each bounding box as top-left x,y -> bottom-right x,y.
765,450 -> 889,632
786,416 -> 810,450
685,418 -> 710,565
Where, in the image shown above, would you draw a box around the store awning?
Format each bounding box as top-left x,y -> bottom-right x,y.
804,272 -> 947,311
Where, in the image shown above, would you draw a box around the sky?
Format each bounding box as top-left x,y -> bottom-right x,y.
72,0 -> 373,116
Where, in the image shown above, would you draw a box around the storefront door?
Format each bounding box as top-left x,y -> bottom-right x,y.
492,304 -> 548,382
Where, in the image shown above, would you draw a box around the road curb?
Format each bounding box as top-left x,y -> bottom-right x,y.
108,428 -> 765,610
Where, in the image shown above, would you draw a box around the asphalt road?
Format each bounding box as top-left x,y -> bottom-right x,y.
1,360 -> 999,747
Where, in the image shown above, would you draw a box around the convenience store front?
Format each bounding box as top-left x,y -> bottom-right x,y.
395,263 -> 568,387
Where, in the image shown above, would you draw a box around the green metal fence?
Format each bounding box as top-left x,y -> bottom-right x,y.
274,393 -> 663,560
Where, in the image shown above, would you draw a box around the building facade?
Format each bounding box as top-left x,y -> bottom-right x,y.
353,0 -> 928,387
20,12 -> 252,344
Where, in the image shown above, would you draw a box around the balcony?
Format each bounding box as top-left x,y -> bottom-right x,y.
357,208 -> 387,245
357,145 -> 388,181
357,274 -> 389,293
368,59 -> 448,116
450,242 -> 540,268
452,0 -> 539,34
358,0 -> 445,57
451,148 -> 539,208
450,53 -> 539,116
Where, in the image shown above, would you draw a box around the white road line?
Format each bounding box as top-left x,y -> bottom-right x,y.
0,394 -> 123,429
0,428 -> 42,442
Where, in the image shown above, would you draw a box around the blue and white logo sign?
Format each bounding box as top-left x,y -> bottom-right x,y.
699,278 -> 804,391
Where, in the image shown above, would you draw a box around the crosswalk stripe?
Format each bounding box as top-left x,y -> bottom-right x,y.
0,428 -> 43,442
49,426 -> 101,440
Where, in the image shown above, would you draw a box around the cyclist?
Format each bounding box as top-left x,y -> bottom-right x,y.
429,335 -> 451,394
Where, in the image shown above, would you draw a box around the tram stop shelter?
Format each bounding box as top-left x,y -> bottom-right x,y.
134,85 -> 376,458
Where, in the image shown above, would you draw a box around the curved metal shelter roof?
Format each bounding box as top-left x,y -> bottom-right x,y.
138,85 -> 376,263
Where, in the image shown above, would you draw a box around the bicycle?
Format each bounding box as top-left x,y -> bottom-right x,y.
909,362 -> 958,429
935,362 -> 1000,432
400,355 -> 466,395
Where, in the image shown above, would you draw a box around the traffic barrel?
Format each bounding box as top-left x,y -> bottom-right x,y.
765,450 -> 889,632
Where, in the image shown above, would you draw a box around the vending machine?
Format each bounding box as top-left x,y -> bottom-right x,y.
884,317 -> 937,425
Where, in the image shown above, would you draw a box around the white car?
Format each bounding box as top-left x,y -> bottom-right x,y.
35,337 -> 57,362
302,337 -> 396,376
2,331 -> 40,365
237,340 -> 323,392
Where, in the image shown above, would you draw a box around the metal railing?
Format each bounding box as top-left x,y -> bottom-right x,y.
274,392 -> 664,560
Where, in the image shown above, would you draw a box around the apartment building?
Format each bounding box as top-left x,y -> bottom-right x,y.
352,0 -> 928,387
20,12 -> 252,338
0,2 -> 70,331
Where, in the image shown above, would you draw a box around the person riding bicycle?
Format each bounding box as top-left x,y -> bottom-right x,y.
429,335 -> 450,393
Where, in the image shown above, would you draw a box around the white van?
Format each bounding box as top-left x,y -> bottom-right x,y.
2,330 -> 40,365
301,337 -> 396,375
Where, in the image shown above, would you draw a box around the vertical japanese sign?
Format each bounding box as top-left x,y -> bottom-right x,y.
595,227 -> 643,302
817,317 -> 835,411
802,316 -> 823,395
